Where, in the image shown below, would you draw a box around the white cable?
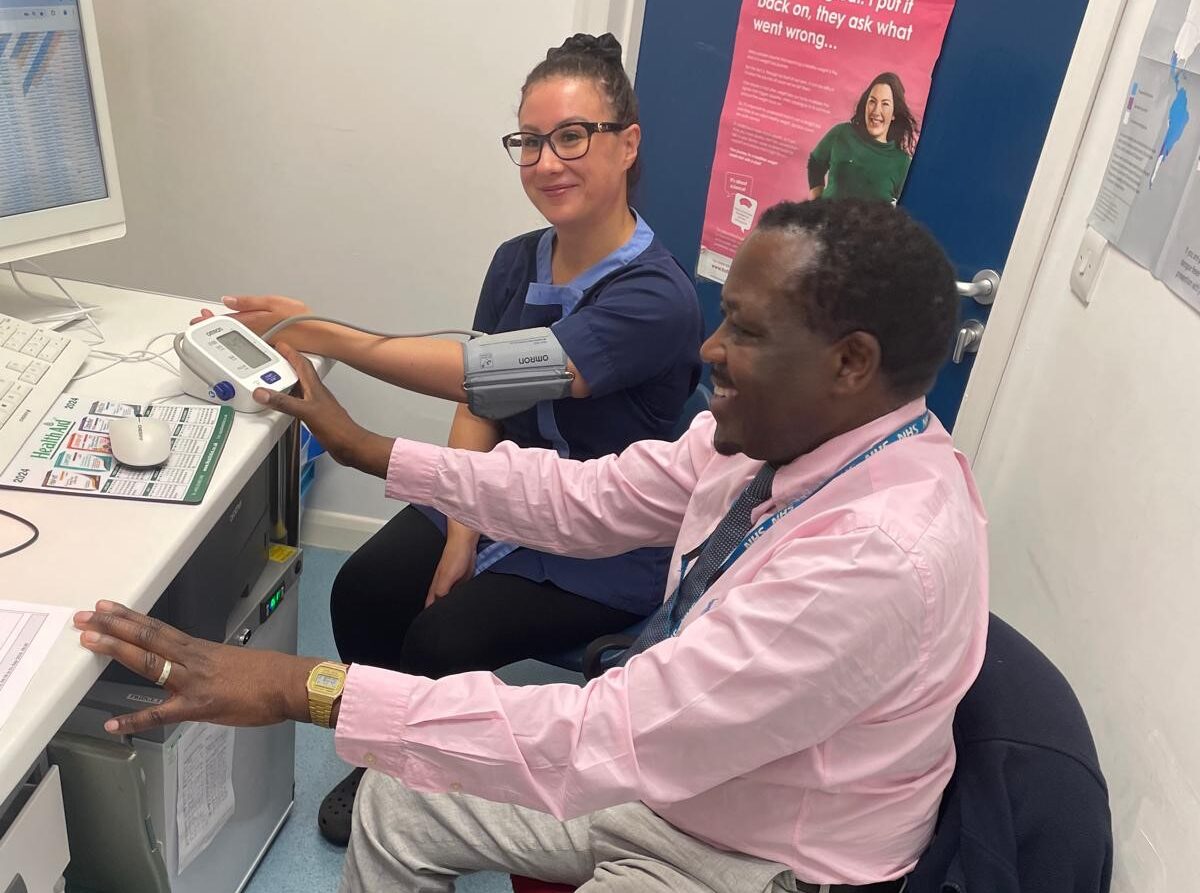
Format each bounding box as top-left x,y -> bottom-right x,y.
87,347 -> 177,377
69,357 -> 125,381
77,333 -> 177,376
91,332 -> 179,372
70,332 -> 179,382
96,332 -> 180,374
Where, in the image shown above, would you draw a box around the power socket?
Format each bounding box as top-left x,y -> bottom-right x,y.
1071,226 -> 1108,306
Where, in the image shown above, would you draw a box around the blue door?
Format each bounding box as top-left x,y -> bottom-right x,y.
634,0 -> 1089,427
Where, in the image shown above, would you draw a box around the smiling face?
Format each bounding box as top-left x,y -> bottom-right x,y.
702,228 -> 844,464
517,76 -> 640,231
864,82 -> 896,142
702,223 -> 896,465
703,200 -> 960,465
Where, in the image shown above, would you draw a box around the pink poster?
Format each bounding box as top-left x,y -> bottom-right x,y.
697,0 -> 958,282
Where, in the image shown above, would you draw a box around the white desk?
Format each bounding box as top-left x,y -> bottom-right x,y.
0,277 -> 321,799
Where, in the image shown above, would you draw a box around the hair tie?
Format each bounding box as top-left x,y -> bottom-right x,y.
548,32 -> 623,65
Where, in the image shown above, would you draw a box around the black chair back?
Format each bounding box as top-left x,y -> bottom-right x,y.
908,614 -> 1113,893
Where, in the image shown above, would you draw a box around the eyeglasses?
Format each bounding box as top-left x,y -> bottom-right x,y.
501,121 -> 631,167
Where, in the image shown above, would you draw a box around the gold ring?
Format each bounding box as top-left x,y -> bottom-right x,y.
155,659 -> 173,687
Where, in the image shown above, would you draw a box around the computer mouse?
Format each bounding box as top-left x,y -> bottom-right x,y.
107,416 -> 172,468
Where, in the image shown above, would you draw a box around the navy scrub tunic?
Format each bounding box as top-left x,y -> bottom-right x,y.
419,212 -> 702,616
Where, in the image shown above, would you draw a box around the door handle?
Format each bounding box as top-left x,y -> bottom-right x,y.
955,269 -> 1001,306
952,319 -> 985,364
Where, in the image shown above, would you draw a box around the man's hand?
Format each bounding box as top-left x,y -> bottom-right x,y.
74,601 -> 324,735
189,295 -> 313,348
254,343 -> 394,477
426,524 -> 479,607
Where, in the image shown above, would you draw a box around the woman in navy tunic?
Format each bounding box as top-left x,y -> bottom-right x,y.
337,33 -> 701,673
210,33 -> 701,842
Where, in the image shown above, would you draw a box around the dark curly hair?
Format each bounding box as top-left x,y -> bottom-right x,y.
851,72 -> 919,155
521,33 -> 640,191
758,200 -> 958,399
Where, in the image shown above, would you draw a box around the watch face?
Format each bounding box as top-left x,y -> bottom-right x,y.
315,672 -> 341,690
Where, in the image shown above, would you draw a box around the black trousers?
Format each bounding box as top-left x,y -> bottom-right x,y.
330,506 -> 643,678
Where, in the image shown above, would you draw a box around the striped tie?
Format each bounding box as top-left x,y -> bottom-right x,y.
619,463 -> 776,662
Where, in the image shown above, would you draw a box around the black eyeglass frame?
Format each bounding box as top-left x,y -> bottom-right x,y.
500,121 -> 632,167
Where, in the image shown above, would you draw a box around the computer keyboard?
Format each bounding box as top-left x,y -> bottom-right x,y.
0,312 -> 90,471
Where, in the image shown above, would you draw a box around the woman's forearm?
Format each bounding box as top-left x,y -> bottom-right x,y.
444,405 -> 503,540
323,332 -> 470,403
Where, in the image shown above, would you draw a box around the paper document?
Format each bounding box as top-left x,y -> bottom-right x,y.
176,721 -> 236,874
1090,0 -> 1200,309
0,600 -> 72,731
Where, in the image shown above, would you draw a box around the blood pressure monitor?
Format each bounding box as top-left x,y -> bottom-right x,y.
173,311 -> 571,419
175,316 -> 298,413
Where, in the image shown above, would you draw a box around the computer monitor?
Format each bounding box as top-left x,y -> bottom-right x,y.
0,0 -> 123,266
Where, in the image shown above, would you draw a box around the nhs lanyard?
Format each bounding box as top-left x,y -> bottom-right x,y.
674,412 -> 931,613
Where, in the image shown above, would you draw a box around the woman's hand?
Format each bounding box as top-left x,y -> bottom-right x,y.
426,523 -> 480,607
189,295 -> 313,349
254,343 -> 395,477
74,601 -> 324,735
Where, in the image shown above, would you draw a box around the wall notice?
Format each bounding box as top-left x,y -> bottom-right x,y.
1090,0 -> 1200,309
697,0 -> 958,283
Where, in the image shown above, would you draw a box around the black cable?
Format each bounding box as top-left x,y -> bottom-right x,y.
0,508 -> 39,558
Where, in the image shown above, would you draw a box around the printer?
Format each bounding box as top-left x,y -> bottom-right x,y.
49,459 -> 302,893
115,456 -> 273,653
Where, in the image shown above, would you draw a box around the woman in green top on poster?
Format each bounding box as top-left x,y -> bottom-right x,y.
808,72 -> 919,203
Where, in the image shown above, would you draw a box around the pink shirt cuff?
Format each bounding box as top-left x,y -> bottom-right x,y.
334,664 -> 413,770
384,437 -> 444,504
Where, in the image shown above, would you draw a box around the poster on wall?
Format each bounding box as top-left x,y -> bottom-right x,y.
696,0 -> 959,283
1089,0 -> 1200,310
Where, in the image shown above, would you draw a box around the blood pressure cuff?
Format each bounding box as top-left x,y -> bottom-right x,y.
462,327 -> 574,420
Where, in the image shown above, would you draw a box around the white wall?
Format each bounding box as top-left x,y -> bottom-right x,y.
962,0 -> 1200,887
38,0 -> 610,535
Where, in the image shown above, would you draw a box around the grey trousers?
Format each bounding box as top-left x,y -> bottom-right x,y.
338,769 -> 802,892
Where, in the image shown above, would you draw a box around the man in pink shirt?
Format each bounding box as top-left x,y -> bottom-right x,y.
75,199 -> 988,893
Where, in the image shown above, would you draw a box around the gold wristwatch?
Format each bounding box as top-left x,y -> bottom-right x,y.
306,661 -> 349,728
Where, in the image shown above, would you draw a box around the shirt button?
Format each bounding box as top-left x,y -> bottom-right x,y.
364,753 -> 376,766
449,782 -> 463,793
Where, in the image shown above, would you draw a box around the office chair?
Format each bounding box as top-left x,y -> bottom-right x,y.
905,614 -> 1112,893
512,614 -> 1113,893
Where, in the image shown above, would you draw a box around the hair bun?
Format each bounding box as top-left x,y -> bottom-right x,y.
549,32 -> 623,65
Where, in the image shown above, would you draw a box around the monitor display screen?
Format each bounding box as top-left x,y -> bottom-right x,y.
0,0 -> 108,219
216,329 -> 272,370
